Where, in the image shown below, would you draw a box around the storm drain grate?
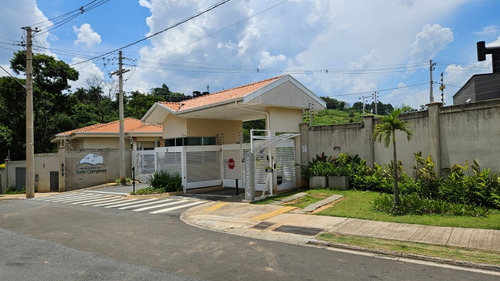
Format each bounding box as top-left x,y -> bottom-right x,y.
272,225 -> 323,236
251,221 -> 275,230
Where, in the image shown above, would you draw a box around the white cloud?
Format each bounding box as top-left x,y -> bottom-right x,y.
486,35 -> 500,47
258,51 -> 286,69
73,23 -> 101,49
474,25 -> 500,36
138,0 -> 152,9
408,24 -> 453,71
70,57 -> 105,90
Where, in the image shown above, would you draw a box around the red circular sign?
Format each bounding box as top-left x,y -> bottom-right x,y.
228,158 -> 235,169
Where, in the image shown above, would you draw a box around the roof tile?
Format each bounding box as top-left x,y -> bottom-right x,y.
159,75 -> 283,112
56,117 -> 161,136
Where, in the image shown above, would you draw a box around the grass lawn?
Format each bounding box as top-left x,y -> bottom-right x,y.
263,189 -> 500,230
318,232 -> 500,266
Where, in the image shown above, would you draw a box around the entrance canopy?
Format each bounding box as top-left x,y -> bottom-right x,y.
141,74 -> 326,124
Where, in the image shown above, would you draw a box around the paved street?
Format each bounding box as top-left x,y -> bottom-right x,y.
0,197 -> 498,281
34,192 -> 206,215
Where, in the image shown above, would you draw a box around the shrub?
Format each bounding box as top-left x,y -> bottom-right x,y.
130,187 -> 155,195
440,160 -> 500,208
147,171 -> 182,193
372,193 -> 487,217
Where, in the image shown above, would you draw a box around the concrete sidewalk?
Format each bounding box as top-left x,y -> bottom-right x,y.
181,200 -> 500,253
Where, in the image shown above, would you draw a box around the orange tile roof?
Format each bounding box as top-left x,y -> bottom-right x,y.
56,117 -> 161,136
159,75 -> 283,112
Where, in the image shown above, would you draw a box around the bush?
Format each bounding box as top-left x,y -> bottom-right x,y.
147,171 -> 182,193
439,160 -> 500,208
373,193 -> 487,217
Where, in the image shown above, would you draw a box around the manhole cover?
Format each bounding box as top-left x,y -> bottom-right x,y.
272,225 -> 323,236
251,221 -> 274,230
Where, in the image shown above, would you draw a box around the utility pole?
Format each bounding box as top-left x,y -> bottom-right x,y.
429,59 -> 436,103
439,72 -> 445,104
360,96 -> 366,115
111,51 -> 129,184
373,91 -> 378,116
23,26 -> 36,198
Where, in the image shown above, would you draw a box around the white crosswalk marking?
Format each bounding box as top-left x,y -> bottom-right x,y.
150,201 -> 204,214
104,198 -> 156,208
132,200 -> 187,212
35,192 -> 205,215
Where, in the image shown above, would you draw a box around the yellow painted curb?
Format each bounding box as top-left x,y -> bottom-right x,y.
206,202 -> 228,212
251,206 -> 296,221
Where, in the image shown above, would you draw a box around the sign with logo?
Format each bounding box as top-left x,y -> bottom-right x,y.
227,158 -> 235,170
76,153 -> 107,175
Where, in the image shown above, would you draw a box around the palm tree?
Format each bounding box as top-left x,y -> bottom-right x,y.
372,108 -> 413,207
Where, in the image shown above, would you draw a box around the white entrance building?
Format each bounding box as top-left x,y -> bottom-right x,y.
140,75 -> 325,196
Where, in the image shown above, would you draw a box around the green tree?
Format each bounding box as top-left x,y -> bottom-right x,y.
0,76 -> 26,160
372,107 -> 413,207
10,51 -> 79,153
126,91 -> 161,119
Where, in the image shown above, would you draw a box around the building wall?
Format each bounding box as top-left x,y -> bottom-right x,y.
34,153 -> 59,192
186,119 -> 242,144
266,107 -> 302,134
80,137 -> 121,149
163,114 -> 187,138
303,99 -> 500,175
62,149 -> 132,191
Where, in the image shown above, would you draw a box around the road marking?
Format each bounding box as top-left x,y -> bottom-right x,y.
206,202 -> 228,212
83,190 -> 129,195
92,199 -> 138,207
81,198 -> 125,206
104,198 -> 157,208
251,206 -> 296,221
118,199 -> 162,210
132,200 -> 187,212
70,196 -> 120,205
150,201 -> 204,214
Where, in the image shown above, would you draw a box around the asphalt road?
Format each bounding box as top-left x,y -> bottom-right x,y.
0,197 -> 498,281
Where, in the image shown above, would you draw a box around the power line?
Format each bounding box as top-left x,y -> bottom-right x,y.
331,82 -> 429,97
71,0 -> 231,67
33,0 -> 111,36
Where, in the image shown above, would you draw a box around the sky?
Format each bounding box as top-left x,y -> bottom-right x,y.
1,0 -> 500,109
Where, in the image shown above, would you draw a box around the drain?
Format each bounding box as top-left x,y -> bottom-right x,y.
272,225 -> 323,236
251,221 -> 275,230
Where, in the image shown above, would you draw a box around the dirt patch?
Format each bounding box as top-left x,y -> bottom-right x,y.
311,197 -> 346,214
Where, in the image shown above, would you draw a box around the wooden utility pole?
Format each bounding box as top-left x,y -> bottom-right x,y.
111,51 -> 129,183
23,26 -> 35,198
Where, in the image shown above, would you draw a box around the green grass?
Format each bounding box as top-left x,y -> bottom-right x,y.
318,232 -> 500,266
303,109 -> 365,126
260,188 -> 500,230
314,189 -> 500,230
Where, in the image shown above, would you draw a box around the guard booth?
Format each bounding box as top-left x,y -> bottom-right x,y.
140,75 -> 326,197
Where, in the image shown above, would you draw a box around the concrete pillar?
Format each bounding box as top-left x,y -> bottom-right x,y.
363,115 -> 375,168
427,102 -> 442,176
58,147 -> 66,192
299,123 -> 309,187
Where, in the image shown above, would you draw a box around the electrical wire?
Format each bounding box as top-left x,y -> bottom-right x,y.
32,0 -> 111,36
71,0 -> 231,67
331,82 -> 429,97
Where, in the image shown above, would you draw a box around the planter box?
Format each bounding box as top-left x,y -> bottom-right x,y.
309,176 -> 328,189
328,176 -> 349,190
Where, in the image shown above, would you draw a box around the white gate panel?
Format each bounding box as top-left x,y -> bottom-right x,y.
276,139 -> 296,190
185,146 -> 221,190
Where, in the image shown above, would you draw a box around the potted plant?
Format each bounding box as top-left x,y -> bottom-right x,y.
303,153 -> 334,189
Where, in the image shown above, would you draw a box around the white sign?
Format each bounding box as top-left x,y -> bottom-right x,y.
79,153 -> 104,165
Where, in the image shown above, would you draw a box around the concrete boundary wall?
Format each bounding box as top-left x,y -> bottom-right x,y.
301,99 -> 500,176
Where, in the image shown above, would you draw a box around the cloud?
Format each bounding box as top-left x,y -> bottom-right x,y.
408,24 -> 453,71
73,23 -> 101,49
69,57 -> 105,90
258,50 -> 286,69
486,35 -> 500,47
474,25 -> 500,36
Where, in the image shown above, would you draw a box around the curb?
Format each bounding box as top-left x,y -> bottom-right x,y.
307,239 -> 500,273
